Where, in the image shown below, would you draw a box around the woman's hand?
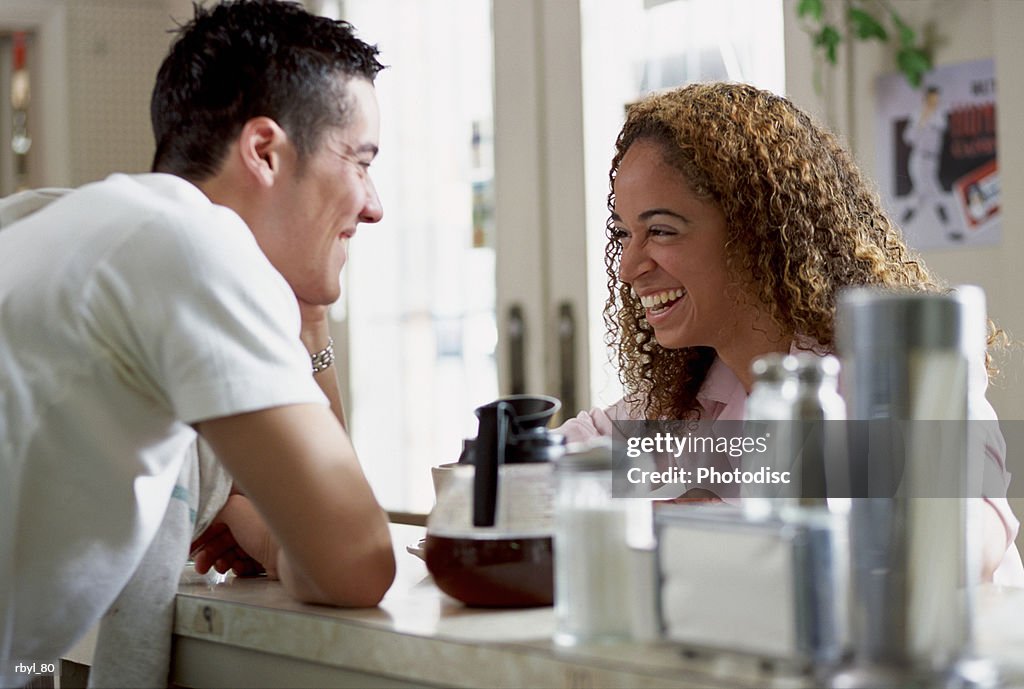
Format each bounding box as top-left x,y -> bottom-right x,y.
655,488 -> 723,506
981,500 -> 1011,583
674,487 -> 723,503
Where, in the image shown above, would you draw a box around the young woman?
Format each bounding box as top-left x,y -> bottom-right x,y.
561,82 -> 1023,585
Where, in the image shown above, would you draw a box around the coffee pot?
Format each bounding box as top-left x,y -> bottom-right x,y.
425,394 -> 564,607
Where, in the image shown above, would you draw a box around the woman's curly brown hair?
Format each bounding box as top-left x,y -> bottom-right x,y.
604,81 -> 974,421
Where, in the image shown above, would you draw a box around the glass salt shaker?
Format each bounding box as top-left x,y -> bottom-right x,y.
746,353 -> 800,422
553,439 -> 631,646
745,353 -> 846,516
743,353 -> 800,517
791,353 -> 844,422
790,353 -> 845,509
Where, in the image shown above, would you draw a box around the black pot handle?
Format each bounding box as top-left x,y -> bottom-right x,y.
473,400 -> 511,527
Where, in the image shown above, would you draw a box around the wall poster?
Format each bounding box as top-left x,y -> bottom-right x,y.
875,58 -> 999,251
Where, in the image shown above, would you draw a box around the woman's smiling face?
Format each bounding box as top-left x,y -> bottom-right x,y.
611,138 -> 765,352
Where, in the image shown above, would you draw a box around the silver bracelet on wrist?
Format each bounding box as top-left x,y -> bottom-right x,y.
310,336 -> 335,374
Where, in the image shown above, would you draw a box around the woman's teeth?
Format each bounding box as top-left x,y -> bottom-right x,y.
640,288 -> 685,312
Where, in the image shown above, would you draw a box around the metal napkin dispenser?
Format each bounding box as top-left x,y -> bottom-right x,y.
655,506 -> 847,668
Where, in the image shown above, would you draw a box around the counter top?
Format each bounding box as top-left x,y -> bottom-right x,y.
170,524 -> 1024,689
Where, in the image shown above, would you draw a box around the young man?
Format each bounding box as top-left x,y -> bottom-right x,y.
0,1 -> 394,682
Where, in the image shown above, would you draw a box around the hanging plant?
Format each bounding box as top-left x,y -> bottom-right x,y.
797,0 -> 933,88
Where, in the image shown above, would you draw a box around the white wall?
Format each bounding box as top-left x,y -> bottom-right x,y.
64,0 -> 180,184
786,0 -> 1024,419
0,0 -> 186,187
0,0 -> 70,188
785,0 -> 1024,553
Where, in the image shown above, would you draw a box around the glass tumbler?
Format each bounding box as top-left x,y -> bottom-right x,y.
553,440 -> 631,646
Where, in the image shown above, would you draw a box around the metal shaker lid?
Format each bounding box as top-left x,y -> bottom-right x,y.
750,352 -> 799,383
793,353 -> 840,383
836,285 -> 987,355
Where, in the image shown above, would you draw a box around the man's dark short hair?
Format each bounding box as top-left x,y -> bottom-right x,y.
150,0 -> 384,180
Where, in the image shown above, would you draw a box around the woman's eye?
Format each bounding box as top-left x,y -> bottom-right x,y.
609,227 -> 629,243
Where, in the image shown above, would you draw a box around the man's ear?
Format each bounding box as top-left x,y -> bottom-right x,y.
238,117 -> 289,187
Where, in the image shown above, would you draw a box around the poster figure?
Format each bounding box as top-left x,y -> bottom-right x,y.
875,59 -> 999,250
901,86 -> 949,229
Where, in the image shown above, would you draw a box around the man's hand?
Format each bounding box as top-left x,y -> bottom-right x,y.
191,493 -> 279,578
296,299 -> 331,339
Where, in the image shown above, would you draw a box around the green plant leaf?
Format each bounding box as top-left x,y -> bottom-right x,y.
849,7 -> 888,41
797,0 -> 824,21
815,25 -> 843,64
891,11 -> 916,48
795,0 -> 932,95
897,47 -> 933,88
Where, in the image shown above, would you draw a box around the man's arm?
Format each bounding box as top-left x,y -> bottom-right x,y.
192,308 -> 359,585
196,403 -> 395,606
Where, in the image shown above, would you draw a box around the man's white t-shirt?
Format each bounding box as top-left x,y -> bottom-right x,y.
0,173 -> 326,681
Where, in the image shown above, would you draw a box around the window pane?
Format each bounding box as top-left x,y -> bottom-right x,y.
341,0 -> 497,513
580,0 -> 785,408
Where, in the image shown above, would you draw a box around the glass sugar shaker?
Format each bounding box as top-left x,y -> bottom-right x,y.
553,438 -> 631,646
